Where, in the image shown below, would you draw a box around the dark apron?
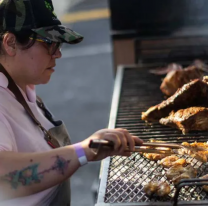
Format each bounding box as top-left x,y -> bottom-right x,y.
37,99 -> 71,206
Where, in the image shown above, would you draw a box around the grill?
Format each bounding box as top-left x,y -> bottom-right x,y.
96,65 -> 208,206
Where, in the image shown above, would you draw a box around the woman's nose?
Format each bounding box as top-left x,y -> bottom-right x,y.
52,49 -> 62,59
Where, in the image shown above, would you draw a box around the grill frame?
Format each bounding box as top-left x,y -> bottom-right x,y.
96,66 -> 124,205
95,65 -> 208,206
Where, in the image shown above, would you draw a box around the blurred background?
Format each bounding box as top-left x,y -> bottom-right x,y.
37,0 -> 112,206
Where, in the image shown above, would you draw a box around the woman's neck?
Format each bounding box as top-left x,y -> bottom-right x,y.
0,61 -> 27,93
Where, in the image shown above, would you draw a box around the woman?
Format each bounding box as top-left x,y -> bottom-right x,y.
0,0 -> 143,205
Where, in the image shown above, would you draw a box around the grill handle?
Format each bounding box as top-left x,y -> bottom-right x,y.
173,178 -> 208,206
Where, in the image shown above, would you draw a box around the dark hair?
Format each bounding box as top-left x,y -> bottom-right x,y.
0,30 -> 37,55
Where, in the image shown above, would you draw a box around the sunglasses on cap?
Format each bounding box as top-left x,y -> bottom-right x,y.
29,36 -> 63,55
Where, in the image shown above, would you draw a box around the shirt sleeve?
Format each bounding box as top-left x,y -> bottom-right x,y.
0,112 -> 17,151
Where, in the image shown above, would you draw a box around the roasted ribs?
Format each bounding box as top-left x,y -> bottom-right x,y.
159,107 -> 208,134
141,77 -> 208,122
160,65 -> 204,96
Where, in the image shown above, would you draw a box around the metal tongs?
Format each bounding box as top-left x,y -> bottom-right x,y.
89,139 -> 184,155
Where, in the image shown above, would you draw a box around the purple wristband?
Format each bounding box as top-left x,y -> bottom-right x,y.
74,143 -> 88,166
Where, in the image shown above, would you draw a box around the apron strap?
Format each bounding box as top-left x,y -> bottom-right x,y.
0,64 -> 60,148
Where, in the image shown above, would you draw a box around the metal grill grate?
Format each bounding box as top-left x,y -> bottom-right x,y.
104,66 -> 208,205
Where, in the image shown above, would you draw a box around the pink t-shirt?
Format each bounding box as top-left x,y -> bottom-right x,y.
0,73 -> 59,206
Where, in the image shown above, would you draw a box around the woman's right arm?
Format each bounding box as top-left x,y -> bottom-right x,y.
0,145 -> 80,201
0,128 -> 143,201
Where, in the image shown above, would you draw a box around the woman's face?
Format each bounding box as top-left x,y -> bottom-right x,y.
15,39 -> 62,85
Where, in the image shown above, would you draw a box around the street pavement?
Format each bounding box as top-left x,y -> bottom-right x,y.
36,0 -> 113,205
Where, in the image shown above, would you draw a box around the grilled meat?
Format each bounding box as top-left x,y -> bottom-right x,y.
159,107 -> 208,134
143,153 -> 167,161
166,165 -> 185,180
178,142 -> 208,162
160,66 -> 203,96
166,165 -> 197,185
199,174 -> 208,192
159,155 -> 187,168
143,182 -> 158,196
143,181 -> 171,197
182,142 -> 208,151
142,139 -> 169,161
156,182 -> 171,197
142,78 -> 208,122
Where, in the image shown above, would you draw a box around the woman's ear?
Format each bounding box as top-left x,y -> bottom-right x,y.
2,33 -> 17,56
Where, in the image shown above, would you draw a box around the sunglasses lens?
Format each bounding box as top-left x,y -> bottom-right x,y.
50,42 -> 62,55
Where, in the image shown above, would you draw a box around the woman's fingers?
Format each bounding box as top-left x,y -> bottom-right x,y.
90,128 -> 144,159
133,136 -> 143,146
104,133 -> 121,151
104,129 -> 143,154
116,128 -> 135,151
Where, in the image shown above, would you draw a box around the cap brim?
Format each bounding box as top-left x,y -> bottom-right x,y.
32,25 -> 83,44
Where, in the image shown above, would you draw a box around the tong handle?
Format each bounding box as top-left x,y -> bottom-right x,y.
143,142 -> 182,149
89,139 -> 174,154
89,139 -> 182,149
89,139 -> 114,149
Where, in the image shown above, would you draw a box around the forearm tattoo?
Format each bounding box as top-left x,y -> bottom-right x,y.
1,155 -> 70,189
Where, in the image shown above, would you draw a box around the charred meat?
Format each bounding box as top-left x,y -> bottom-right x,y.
160,66 -> 204,96
143,181 -> 171,197
141,78 -> 208,122
159,107 -> 208,134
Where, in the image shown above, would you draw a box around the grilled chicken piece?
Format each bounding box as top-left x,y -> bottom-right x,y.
166,165 -> 197,185
142,78 -> 208,122
178,142 -> 208,162
143,153 -> 167,161
182,142 -> 208,151
159,155 -> 187,168
143,181 -> 171,197
166,165 -> 185,180
159,107 -> 208,134
142,139 -> 169,161
199,174 -> 208,192
160,66 -> 204,96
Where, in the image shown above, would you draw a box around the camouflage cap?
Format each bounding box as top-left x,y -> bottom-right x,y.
0,0 -> 83,44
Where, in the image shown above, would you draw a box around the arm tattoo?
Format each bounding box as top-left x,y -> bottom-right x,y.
1,155 -> 70,189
